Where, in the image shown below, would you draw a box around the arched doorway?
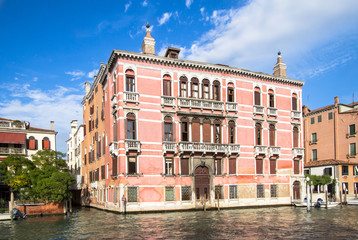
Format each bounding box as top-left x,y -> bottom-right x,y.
195,166 -> 210,200
293,181 -> 301,200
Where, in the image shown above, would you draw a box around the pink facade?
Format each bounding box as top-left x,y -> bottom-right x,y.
81,31 -> 305,212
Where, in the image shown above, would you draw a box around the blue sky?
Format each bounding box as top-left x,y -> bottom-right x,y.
1,0 -> 358,153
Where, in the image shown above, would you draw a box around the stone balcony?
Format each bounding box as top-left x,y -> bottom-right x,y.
254,145 -> 267,156
163,141 -> 177,154
125,140 -> 141,153
227,144 -> 241,155
178,142 -> 240,155
109,142 -> 118,156
178,98 -> 224,111
268,146 -> 281,157
293,147 -> 304,158
0,147 -> 26,155
0,120 -> 26,129
123,91 -> 139,105
267,107 -> 278,117
226,102 -> 238,112
291,110 -> 301,120
161,96 -> 176,108
253,105 -> 264,115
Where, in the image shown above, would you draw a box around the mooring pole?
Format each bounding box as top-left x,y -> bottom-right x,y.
204,194 -> 206,212
217,193 -> 220,212
306,177 -> 310,212
340,191 -> 343,208
325,188 -> 328,209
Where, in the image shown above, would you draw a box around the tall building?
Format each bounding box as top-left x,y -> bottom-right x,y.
0,117 -> 57,204
80,26 -> 305,212
303,97 -> 358,199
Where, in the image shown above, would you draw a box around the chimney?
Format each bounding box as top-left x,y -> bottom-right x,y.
141,24 -> 156,55
50,121 -> 54,131
165,47 -> 181,59
334,96 -> 339,107
71,120 -> 78,134
302,105 -> 310,115
85,81 -> 91,95
273,51 -> 287,78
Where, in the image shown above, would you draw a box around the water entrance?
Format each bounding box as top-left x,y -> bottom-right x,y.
293,180 -> 301,200
195,166 -> 210,200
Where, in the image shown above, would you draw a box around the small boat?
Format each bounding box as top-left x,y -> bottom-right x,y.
347,199 -> 358,205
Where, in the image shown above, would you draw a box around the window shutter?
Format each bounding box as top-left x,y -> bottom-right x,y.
217,159 -> 222,175
35,140 -> 38,150
192,120 -> 200,142
294,160 -> 299,174
162,121 -> 165,141
256,158 -> 263,174
229,159 -> 236,174
254,91 -> 260,106
292,97 -> 297,111
26,139 -> 29,149
181,158 -> 189,175
203,121 -> 211,143
269,125 -> 275,146
270,159 -> 276,174
293,127 -> 298,148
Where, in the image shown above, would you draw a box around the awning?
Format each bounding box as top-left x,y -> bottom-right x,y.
0,132 -> 26,144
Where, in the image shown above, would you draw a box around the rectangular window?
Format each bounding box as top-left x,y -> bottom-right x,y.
128,157 -> 137,175
350,143 -> 356,157
294,160 -> 300,175
342,166 -> 349,176
181,122 -> 188,141
323,167 -> 332,176
163,80 -> 171,96
312,149 -> 317,161
180,82 -> 187,98
127,120 -> 136,140
257,184 -> 265,198
342,182 -> 348,194
229,158 -> 236,175
318,115 -> 322,123
126,76 -> 135,92
311,133 -> 317,143
354,166 -> 358,176
101,165 -> 105,180
127,187 -> 138,202
328,112 -> 333,120
311,117 -> 315,124
181,186 -> 191,201
270,184 -> 277,198
256,158 -> 263,175
164,122 -> 173,141
254,91 -> 260,106
165,158 -> 173,175
270,159 -> 276,175
203,85 -> 209,99
229,185 -> 238,199
269,94 -> 274,108
112,156 -> 117,176
180,158 -> 189,175
165,186 -> 175,201
214,159 -> 222,175
192,83 -> 199,98
349,124 -> 356,136
215,185 -> 224,199
228,89 -> 234,102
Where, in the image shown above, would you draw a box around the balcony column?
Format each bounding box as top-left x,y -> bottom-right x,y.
210,120 -> 214,143
188,117 -> 192,142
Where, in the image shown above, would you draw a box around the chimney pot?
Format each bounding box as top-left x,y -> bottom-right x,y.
334,96 -> 339,106
50,121 -> 54,131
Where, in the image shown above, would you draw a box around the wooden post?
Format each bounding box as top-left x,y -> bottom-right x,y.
204,194 -> 206,212
340,191 -> 342,207
217,193 -> 220,212
325,190 -> 328,209
69,198 -> 72,213
9,190 -> 14,220
344,189 -> 347,204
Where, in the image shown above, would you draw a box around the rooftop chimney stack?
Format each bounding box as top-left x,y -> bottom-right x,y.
50,121 -> 54,131
85,81 -> 91,95
273,51 -> 287,78
141,23 -> 156,55
71,120 -> 78,134
334,96 -> 339,107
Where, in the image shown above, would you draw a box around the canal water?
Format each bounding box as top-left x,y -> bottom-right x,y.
1,206 -> 358,239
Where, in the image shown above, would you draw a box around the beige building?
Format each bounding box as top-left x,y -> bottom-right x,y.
303,97 -> 358,200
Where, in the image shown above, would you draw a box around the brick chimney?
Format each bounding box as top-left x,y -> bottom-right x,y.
334,96 -> 339,107
50,121 -> 54,130
141,24 -> 155,55
273,51 -> 287,78
85,81 -> 91,95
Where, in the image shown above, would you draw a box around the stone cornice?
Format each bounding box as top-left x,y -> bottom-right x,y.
108,50 -> 305,87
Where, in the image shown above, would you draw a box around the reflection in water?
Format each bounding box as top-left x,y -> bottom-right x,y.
1,206 -> 358,239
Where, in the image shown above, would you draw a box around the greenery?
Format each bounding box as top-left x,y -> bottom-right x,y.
305,174 -> 333,186
0,150 -> 75,202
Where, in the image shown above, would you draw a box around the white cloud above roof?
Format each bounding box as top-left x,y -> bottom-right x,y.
158,12 -> 172,26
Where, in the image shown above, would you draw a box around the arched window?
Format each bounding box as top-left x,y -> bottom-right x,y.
227,83 -> 234,102
181,117 -> 188,141
180,76 -> 188,98
254,87 -> 261,106
42,137 -> 50,150
203,119 -> 211,143
228,120 -> 235,144
214,119 -> 221,143
191,77 -> 199,98
213,80 -> 220,101
202,79 -> 210,100
269,124 -> 275,146
293,126 -> 299,148
192,118 -> 200,142
28,136 -> 37,150
163,74 -> 171,96
255,123 -> 262,146
268,89 -> 275,108
126,113 -> 136,140
292,93 -> 298,111
125,69 -> 135,92
164,116 -> 173,141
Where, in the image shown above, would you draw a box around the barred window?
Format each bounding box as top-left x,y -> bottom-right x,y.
229,185 -> 238,199
215,185 -> 224,199
181,186 -> 191,201
165,186 -> 175,201
127,187 -> 138,202
270,184 -> 277,198
257,184 -> 265,198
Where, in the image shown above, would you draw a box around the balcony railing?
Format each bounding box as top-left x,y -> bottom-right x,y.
291,110 -> 301,119
161,96 -> 176,107
0,120 -> 26,129
226,102 -> 237,112
293,147 -> 304,158
124,91 -> 139,104
163,141 -> 177,153
109,142 -> 118,156
125,140 -> 141,153
178,98 -> 224,111
227,144 -> 241,155
254,145 -> 267,156
267,107 -> 278,117
178,142 -> 240,155
0,147 -> 26,155
268,146 -> 281,157
253,105 -> 264,115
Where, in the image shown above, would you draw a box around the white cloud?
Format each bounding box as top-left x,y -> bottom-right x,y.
142,0 -> 148,7
65,71 -> 85,81
14,77 -> 18,81
185,0 -> 358,78
88,69 -> 98,78
185,0 -> 193,8
33,77 -> 38,82
125,1 -> 132,12
0,84 -> 83,153
158,12 -> 172,26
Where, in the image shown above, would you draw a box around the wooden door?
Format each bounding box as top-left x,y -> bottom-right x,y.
195,166 -> 210,200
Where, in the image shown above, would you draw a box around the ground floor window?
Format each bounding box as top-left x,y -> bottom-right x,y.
229,185 -> 238,199
215,185 -> 224,199
128,156 -> 137,174
165,158 -> 174,175
181,158 -> 189,175
355,183 -> 358,194
181,186 -> 191,201
257,184 -> 265,198
165,186 -> 175,201
214,159 -> 222,175
128,186 -> 138,202
342,182 -> 348,194
270,184 -> 277,198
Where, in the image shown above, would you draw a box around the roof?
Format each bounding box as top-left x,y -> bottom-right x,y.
303,104 -> 336,117
27,126 -> 56,133
305,159 -> 355,167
